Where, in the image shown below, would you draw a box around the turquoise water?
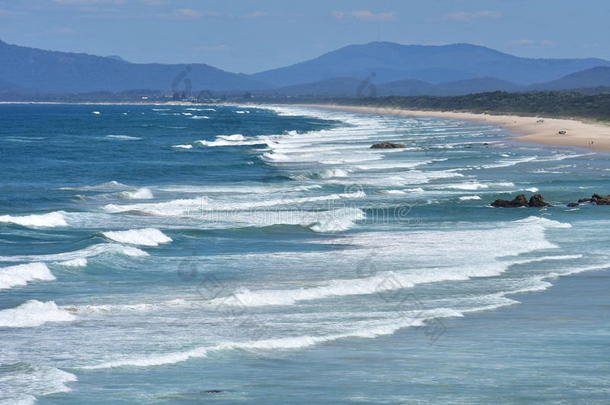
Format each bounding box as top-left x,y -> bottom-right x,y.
1,104 -> 609,404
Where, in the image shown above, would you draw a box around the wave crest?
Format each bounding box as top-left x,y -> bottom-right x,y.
102,228 -> 172,246
0,263 -> 55,290
0,300 -> 75,328
0,212 -> 67,228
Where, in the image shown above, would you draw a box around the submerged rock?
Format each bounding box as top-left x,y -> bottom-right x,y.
567,202 -> 579,207
370,142 -> 405,149
491,194 -> 550,208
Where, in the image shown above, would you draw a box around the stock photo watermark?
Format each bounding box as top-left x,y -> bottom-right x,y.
173,186 -> 444,347
165,70 -> 448,349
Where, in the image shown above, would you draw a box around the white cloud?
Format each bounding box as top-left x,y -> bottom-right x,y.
246,10 -> 270,18
333,10 -> 396,22
446,10 -> 501,22
52,0 -> 125,4
164,8 -> 220,20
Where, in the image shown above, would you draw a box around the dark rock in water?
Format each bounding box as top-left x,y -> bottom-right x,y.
491,194 -> 550,208
491,194 -> 529,208
567,202 -> 580,207
370,142 -> 405,149
204,390 -> 222,394
578,194 -> 610,205
529,194 -> 551,207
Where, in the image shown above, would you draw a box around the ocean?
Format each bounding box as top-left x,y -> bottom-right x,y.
0,104 -> 609,404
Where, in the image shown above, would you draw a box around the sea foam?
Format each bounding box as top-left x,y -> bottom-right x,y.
0,243 -> 148,263
194,134 -> 268,147
103,192 -> 364,216
0,300 -> 75,327
83,313 -> 466,369
0,263 -> 55,290
0,364 -> 77,404
0,212 -> 67,228
58,258 -> 88,267
105,135 -> 142,141
117,188 -> 154,200
210,262 -> 510,307
102,228 -> 172,246
309,208 -> 366,232
209,217 -> 568,307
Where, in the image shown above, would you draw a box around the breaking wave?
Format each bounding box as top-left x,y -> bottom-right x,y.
0,300 -> 76,328
0,212 -> 67,228
102,228 -> 172,246
0,243 -> 148,263
0,263 -> 55,290
117,188 -> 154,200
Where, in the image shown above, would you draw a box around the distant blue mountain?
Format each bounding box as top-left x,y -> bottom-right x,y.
252,42 -> 610,87
530,66 -> 610,91
3,39 -> 610,97
0,79 -> 24,93
0,39 -> 265,94
263,76 -> 521,97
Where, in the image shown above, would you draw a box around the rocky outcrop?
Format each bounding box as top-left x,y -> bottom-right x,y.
528,194 -> 551,207
491,194 -> 529,208
592,194 -> 610,205
491,194 -> 550,208
493,192 -> 610,208
370,142 -> 405,149
574,194 -> 610,206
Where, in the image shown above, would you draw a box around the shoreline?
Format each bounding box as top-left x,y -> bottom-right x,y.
0,101 -> 200,106
3,100 -> 610,152
296,104 -> 610,153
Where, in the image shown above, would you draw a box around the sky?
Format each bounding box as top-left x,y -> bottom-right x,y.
0,0 -> 608,74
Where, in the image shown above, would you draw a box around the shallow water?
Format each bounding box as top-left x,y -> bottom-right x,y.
0,104 -> 609,404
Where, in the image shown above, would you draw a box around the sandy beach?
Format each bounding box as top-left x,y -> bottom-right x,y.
298,104 -> 610,153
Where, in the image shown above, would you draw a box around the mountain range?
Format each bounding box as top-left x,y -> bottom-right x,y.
2,39 -> 610,98
0,39 -> 264,94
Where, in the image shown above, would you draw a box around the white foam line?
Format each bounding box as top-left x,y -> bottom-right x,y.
209,254 -> 580,308
83,313 -> 466,369
0,300 -> 76,328
0,365 -> 77,404
0,212 -> 67,228
104,191 -> 365,215
102,228 -> 172,247
0,243 -> 148,262
0,263 -> 55,290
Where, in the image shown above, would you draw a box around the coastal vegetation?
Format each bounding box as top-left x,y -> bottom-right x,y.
323,91 -> 610,122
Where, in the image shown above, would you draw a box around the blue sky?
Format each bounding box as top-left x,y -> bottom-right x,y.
0,0 -> 608,73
